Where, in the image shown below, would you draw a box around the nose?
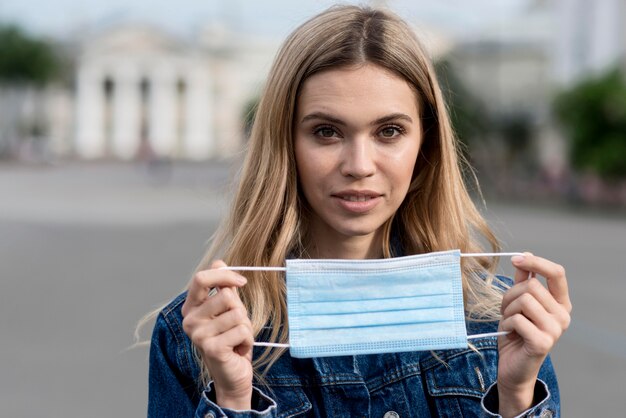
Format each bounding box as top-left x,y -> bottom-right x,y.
339,137 -> 376,179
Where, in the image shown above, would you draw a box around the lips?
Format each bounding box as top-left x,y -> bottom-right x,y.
339,194 -> 375,202
331,190 -> 383,213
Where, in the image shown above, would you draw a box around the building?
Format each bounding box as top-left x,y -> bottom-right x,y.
73,23 -> 279,160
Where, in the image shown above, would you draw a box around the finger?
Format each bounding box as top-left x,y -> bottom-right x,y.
511,254 -> 570,310
219,323 -> 255,353
511,252 -> 533,284
501,277 -> 562,315
207,323 -> 254,360
500,314 -> 553,356
210,307 -> 253,336
184,306 -> 252,346
186,286 -> 245,320
502,292 -> 561,337
183,263 -> 247,310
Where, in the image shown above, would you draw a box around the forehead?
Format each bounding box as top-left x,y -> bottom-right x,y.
296,64 -> 420,118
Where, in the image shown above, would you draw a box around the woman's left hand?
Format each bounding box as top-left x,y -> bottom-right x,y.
496,252 -> 572,417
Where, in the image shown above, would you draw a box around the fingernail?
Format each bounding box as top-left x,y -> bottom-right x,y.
511,255 -> 525,264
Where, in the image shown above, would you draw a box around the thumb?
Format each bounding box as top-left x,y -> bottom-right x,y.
511,252 -> 533,284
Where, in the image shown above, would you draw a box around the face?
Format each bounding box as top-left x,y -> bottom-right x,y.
294,63 -> 422,251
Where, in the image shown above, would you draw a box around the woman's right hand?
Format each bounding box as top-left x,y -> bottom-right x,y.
181,260 -> 254,410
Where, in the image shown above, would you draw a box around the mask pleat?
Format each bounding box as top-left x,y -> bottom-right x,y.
294,321 -> 465,347
292,267 -> 456,302
297,292 -> 450,315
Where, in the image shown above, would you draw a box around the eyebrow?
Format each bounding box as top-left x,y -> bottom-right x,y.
299,112 -> 414,126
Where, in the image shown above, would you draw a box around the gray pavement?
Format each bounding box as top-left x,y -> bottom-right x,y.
1,161 -> 625,417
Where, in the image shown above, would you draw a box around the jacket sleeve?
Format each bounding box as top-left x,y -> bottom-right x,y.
148,311 -> 277,418
480,354 -> 560,417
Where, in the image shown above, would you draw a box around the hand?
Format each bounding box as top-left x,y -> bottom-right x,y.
497,253 -> 572,418
181,260 -> 254,410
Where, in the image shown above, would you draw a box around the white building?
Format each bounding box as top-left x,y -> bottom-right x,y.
73,23 -> 279,160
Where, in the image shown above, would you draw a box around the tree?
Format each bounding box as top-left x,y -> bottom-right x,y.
0,24 -> 59,85
554,68 -> 626,179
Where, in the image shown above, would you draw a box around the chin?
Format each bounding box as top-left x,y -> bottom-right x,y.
334,222 -> 382,238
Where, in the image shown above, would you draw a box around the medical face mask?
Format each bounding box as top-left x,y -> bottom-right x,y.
286,249 -> 468,357
222,250 -> 517,358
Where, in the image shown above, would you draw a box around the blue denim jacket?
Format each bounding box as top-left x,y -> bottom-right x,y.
148,291 -> 560,417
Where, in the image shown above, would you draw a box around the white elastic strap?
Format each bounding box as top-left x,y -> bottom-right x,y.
460,252 -> 523,258
253,342 -> 290,348
253,331 -> 510,348
219,266 -> 287,271
466,330 -> 510,339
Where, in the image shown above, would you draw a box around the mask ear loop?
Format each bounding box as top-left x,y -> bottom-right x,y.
219,252 -> 522,348
460,252 -> 523,258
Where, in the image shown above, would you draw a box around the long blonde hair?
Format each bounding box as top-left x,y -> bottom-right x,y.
144,5 -> 504,385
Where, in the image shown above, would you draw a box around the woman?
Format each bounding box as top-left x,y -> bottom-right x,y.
147,5 -> 571,417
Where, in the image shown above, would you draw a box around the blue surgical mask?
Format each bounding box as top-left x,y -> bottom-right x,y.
222,250 -> 517,358
285,250 -> 466,357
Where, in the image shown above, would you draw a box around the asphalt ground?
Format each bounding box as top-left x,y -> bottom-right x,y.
1,161 -> 624,417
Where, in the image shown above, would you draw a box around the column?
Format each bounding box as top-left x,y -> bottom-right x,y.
111,64 -> 141,160
149,63 -> 177,157
183,59 -> 214,159
75,65 -> 105,158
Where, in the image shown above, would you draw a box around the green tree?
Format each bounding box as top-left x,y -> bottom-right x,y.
554,68 -> 626,179
0,24 -> 59,85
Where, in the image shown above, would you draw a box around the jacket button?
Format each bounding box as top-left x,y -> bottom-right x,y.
204,413 -> 216,418
383,412 -> 400,418
540,411 -> 553,418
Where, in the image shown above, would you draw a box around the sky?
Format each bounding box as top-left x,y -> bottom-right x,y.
0,0 -> 530,40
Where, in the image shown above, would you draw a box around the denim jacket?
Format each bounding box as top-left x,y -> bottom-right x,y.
148,291 -> 560,418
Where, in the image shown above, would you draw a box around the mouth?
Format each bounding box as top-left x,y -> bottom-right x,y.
338,194 -> 375,202
331,190 -> 383,213
332,191 -> 382,201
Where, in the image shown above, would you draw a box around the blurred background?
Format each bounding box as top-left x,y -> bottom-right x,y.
1,0 -> 625,416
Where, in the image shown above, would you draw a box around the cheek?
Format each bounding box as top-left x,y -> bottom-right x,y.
296,143 -> 334,188
389,146 -> 419,189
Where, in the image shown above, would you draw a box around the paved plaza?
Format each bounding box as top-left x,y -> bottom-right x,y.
1,161 -> 624,417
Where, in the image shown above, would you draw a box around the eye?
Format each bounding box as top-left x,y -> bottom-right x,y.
379,125 -> 405,139
313,125 -> 340,139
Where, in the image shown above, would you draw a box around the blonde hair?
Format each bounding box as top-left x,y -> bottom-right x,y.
141,5 -> 504,386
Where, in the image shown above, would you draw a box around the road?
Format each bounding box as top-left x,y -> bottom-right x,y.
1,161 -> 624,417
